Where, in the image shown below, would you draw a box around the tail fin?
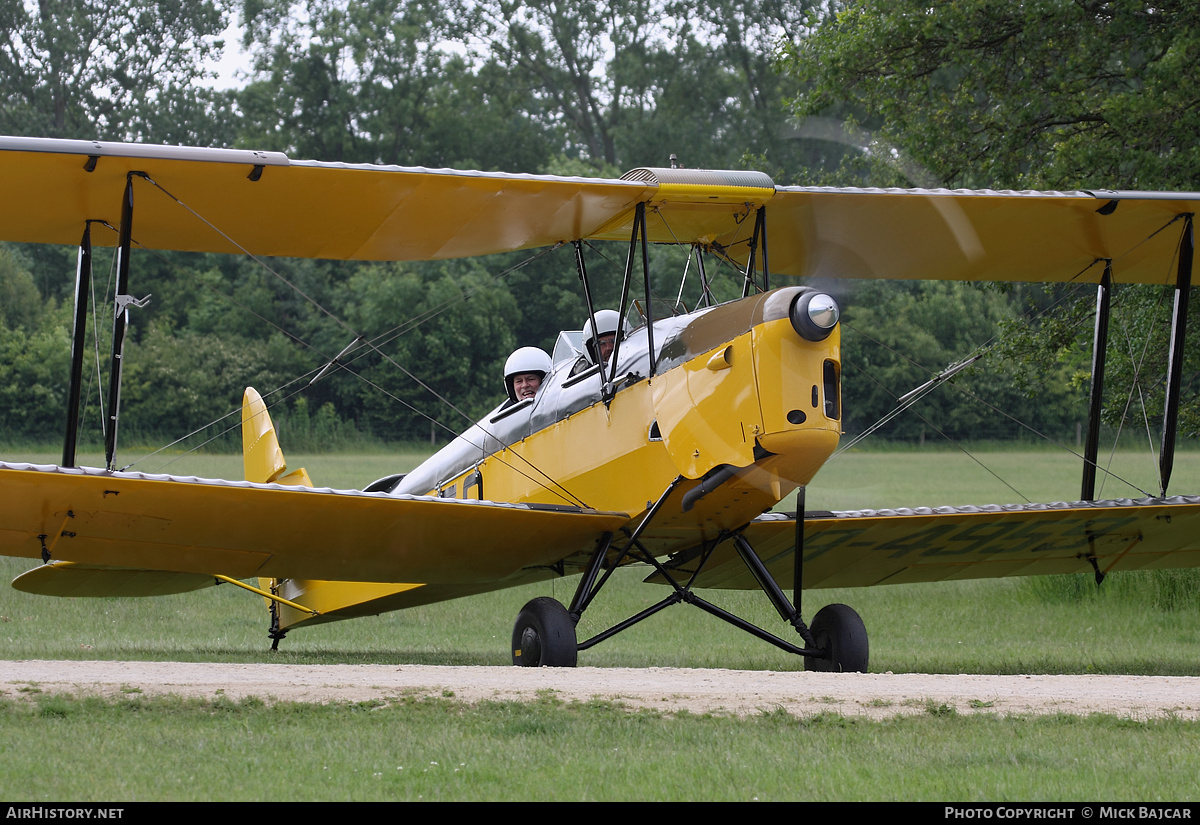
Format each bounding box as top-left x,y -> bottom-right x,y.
242,387 -> 315,644
240,388 -> 425,638
241,387 -> 312,487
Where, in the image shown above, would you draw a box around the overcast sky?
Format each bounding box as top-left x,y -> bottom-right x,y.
204,19 -> 252,89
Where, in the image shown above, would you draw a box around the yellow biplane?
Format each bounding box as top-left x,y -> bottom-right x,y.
1,135 -> 1198,671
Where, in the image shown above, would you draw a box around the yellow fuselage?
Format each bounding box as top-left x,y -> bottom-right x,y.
273,289 -> 842,629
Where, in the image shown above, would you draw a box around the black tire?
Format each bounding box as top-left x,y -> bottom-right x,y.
511,597 -> 578,667
804,603 -> 868,673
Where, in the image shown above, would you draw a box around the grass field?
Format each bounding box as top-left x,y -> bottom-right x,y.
4,694 -> 1198,801
2,445 -> 1199,800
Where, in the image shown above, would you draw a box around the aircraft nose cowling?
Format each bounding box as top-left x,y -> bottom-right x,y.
753,313 -> 842,485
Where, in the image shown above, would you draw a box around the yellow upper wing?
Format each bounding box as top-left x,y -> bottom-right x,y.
4,137 -> 1197,285
0,461 -> 628,585
756,187 -> 1200,286
0,137 -> 651,260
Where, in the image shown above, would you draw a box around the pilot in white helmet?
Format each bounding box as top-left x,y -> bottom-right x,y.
572,309 -> 629,375
583,309 -> 625,363
502,346 -> 552,406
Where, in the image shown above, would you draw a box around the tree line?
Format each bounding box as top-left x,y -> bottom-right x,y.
0,0 -> 1194,454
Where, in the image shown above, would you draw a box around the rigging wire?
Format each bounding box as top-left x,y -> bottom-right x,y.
650,206 -> 705,316
839,301 -> 1155,499
141,349 -> 593,510
1075,214 -> 1190,497
583,206 -> 722,321
835,340 -> 1030,502
139,291 -> 590,511
120,178 -> 590,507
1099,281 -> 1174,498
831,266 -> 1157,500
833,256 -> 1104,447
85,246 -> 110,443
936,380 -> 1152,498
85,222 -> 123,447
673,242 -> 692,312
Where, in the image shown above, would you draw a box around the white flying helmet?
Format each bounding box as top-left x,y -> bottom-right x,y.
503,346 -> 552,402
581,309 -> 630,364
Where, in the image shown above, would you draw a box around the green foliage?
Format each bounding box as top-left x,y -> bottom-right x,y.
0,255 -> 69,438
119,324 -> 295,444
330,259 -> 521,440
270,396 -> 370,453
0,322 -> 71,439
991,280 -> 1200,442
3,0 -> 1197,453
238,0 -> 558,170
840,280 -> 1080,442
0,0 -> 235,143
0,246 -> 44,329
458,0 -> 822,172
785,0 -> 1200,190
784,1 -> 1200,443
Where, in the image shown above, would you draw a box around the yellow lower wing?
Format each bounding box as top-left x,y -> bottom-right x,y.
0,461 -> 627,585
647,498 -> 1200,589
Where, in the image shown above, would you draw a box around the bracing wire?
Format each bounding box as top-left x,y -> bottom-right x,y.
832,262 -> 1158,500
1099,282 -> 1174,498
120,177 -> 590,508
87,222 -> 122,444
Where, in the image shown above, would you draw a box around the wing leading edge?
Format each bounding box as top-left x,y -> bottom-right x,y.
646,497 -> 1200,590
0,462 -> 628,586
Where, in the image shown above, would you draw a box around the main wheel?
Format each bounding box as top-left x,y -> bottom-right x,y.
804,603 -> 868,673
511,597 -> 578,667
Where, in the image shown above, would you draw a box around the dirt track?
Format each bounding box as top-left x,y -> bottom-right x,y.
4,660 -> 1198,719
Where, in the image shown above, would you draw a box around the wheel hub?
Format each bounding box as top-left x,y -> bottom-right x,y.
519,627 -> 542,663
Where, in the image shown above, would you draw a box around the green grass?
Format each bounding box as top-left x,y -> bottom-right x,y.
795,445 -> 1200,511
1,694 -> 1197,802
4,556 -> 1195,675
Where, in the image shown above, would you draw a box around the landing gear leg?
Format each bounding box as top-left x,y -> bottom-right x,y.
509,481 -> 683,668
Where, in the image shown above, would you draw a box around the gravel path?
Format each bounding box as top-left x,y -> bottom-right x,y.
4,660 -> 1198,719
